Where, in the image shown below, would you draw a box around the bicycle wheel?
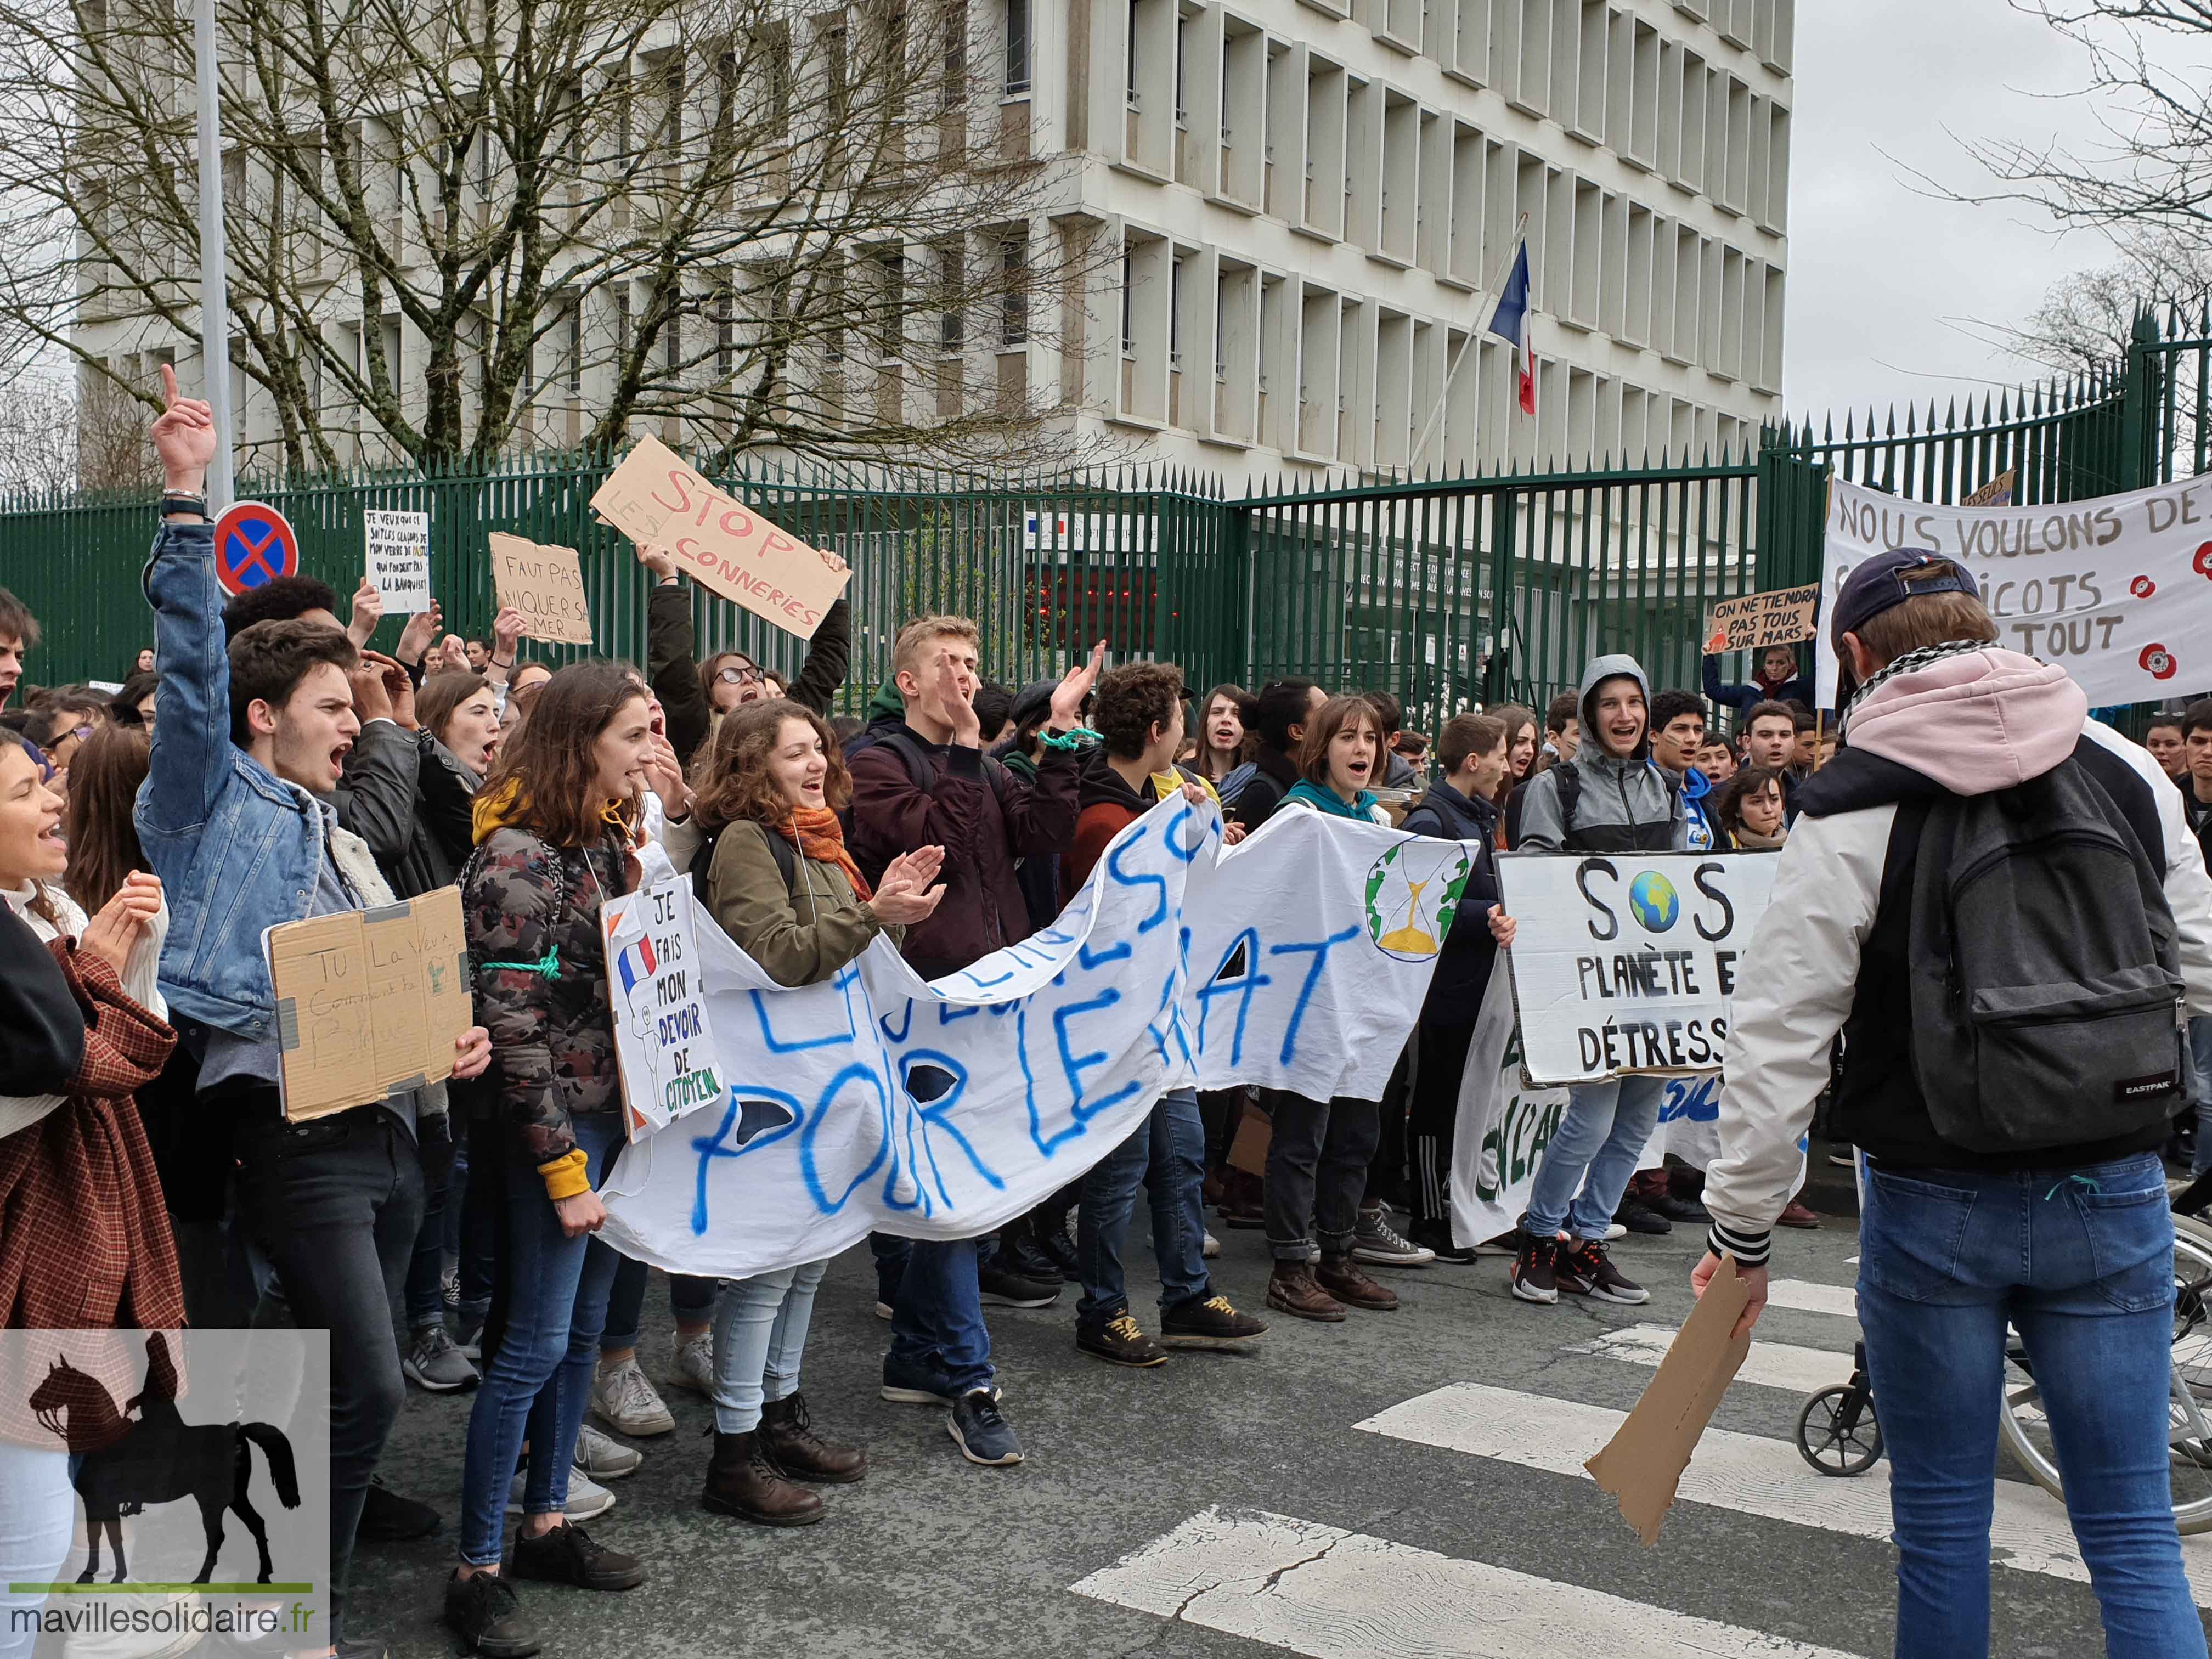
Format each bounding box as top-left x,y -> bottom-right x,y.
1796,1384 -> 1883,1475
1997,1215 -> 2212,1534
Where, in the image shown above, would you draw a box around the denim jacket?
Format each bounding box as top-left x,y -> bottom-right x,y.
133,520 -> 340,1041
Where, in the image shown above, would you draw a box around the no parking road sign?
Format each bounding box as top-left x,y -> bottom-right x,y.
212,501 -> 300,597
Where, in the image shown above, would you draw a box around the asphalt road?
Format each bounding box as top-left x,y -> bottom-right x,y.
348,1175 -> 2210,1659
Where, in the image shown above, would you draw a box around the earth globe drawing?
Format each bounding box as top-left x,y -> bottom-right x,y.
1627,870 -> 1679,932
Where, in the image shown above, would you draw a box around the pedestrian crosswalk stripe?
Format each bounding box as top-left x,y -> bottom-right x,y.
1356,1381 -> 2212,1605
1574,1324 -> 1852,1395
1070,1504 -> 1869,1659
1765,1278 -> 1859,1319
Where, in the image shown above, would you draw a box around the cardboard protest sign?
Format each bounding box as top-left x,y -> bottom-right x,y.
600,874 -> 726,1142
364,509 -> 432,613
488,532 -> 594,646
267,887 -> 473,1122
599,800 -> 1467,1281
1584,1256 -> 1754,1545
1496,853 -> 1778,1087
1962,467 -> 2016,508
1819,471 -> 2212,707
589,435 -> 850,640
1701,585 -> 1820,654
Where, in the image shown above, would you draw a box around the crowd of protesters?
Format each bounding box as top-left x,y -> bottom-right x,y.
3,370 -> 2205,1659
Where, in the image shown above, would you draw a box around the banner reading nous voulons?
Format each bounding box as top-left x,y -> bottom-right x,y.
1818,473 -> 2212,708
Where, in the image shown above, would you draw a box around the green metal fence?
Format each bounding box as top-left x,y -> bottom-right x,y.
3,304 -> 2206,724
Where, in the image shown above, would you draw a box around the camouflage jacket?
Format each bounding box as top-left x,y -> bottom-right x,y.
462,825 -> 635,1167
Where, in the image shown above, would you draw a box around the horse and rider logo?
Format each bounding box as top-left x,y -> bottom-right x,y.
26,1333 -> 301,1586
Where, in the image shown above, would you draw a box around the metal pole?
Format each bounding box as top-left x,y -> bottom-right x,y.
1409,210 -> 1529,475
193,0 -> 233,509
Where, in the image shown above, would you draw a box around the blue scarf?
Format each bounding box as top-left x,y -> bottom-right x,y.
1284,780 -> 1378,821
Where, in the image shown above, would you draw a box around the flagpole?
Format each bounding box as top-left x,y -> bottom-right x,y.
193,0 -> 234,511
1409,210 -> 1530,477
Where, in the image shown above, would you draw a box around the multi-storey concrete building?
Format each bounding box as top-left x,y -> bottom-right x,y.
1034,0 -> 1793,478
76,0 -> 1791,484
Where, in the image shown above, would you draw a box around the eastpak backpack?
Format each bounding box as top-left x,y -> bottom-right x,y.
1906,755 -> 2187,1153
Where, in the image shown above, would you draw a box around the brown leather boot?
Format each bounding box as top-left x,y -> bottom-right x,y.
1317,1254 -> 1401,1311
701,1428 -> 824,1526
758,1392 -> 867,1484
1265,1261 -> 1346,1322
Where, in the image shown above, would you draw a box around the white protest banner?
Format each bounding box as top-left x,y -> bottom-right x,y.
589,435 -> 851,640
1497,852 -> 1778,1087
1448,974 -> 1725,1249
598,800 -> 1477,1280
601,874 -> 726,1143
364,509 -> 431,613
1818,472 -> 2212,707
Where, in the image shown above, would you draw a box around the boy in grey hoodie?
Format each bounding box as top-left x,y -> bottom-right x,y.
1498,654 -> 1688,1307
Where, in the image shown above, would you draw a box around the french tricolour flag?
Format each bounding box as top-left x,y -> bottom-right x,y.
616,932 -> 658,997
1487,241 -> 1537,417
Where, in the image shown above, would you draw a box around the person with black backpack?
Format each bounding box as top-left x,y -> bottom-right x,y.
1496,653 -> 1687,1309
1698,550 -> 2212,1659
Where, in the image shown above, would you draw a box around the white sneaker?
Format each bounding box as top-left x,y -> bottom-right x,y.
591,1355 -> 674,1437
1604,1222 -> 1628,1242
1202,1230 -> 1221,1259
667,1330 -> 715,1397
573,1422 -> 644,1480
507,1467 -> 615,1519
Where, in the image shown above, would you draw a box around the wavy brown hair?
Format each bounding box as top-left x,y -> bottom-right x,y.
65,724 -> 151,914
478,661 -> 647,849
690,698 -> 850,832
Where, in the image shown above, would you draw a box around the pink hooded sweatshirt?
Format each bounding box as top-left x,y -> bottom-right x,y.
1846,646 -> 2089,797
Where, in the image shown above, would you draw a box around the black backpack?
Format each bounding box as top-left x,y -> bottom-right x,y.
1907,757 -> 2187,1153
689,819 -> 797,893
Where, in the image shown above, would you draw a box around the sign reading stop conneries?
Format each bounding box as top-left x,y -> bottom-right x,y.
591,436 -> 851,640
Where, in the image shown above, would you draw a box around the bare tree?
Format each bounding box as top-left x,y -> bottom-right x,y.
0,0 -> 1118,475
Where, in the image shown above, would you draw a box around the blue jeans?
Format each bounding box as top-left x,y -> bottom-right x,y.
0,1443 -> 74,1659
1857,1153 -> 2205,1659
457,1115 -> 623,1567
600,1255 -> 717,1352
877,1237 -> 992,1395
2190,1017 -> 2212,1178
709,1258 -> 830,1432
1077,1087 -> 1210,1328
1521,1074 -> 1664,1242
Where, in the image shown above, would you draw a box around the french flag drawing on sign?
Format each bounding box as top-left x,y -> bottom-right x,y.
616,932 -> 658,998
1487,241 -> 1537,417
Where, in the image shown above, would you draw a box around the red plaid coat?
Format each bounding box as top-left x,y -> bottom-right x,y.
0,939 -> 182,1333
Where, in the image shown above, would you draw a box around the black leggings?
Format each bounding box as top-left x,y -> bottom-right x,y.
1407,1020 -> 1477,1229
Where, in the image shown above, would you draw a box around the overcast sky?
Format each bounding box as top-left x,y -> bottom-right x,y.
1782,1 -> 2124,423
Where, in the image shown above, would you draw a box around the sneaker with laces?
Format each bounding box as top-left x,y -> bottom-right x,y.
506,1468 -> 615,1520
1158,1293 -> 1267,1348
880,1353 -> 960,1404
443,1570 -> 540,1659
948,1389 -> 1023,1466
591,1356 -> 674,1437
1351,1206 -> 1437,1267
667,1330 -> 715,1397
573,1424 -> 644,1481
1649,1192 -> 1711,1223
357,1476 -> 439,1541
1510,1234 -> 1561,1305
1035,1219 -> 1081,1279
1202,1230 -> 1221,1259
509,1521 -> 646,1592
1558,1238 -> 1650,1304
404,1322 -> 479,1392
1613,1197 -> 1673,1235
1408,1218 -> 1477,1265
1076,1312 -> 1170,1367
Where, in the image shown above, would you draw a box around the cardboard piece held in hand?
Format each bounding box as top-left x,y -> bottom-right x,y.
589,435 -> 850,640
1226,1108 -> 1272,1178
267,887 -> 476,1122
1583,1254 -> 1754,1545
488,532 -> 595,646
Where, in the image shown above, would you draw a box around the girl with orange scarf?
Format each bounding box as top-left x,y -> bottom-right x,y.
679,699 -> 945,1527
